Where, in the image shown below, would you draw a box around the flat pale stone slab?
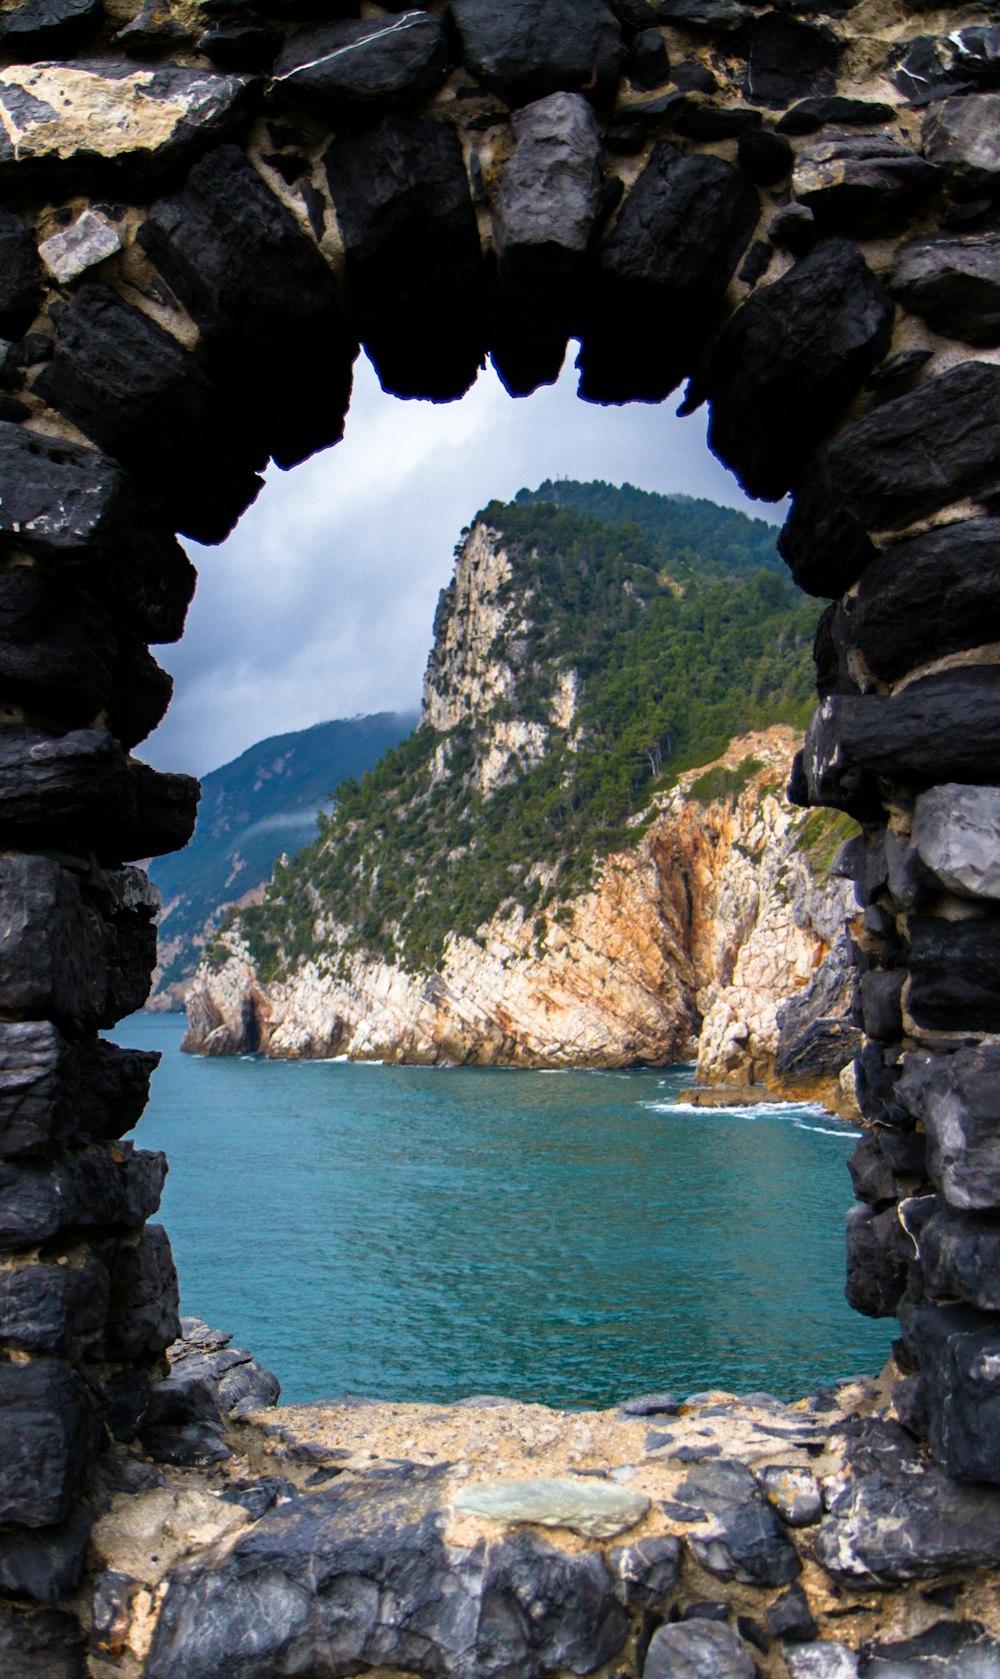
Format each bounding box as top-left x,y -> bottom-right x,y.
454,1475 -> 650,1537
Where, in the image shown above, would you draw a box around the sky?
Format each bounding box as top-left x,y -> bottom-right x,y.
144,346 -> 781,778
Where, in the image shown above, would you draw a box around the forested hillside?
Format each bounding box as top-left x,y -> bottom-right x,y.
221,485 -> 818,985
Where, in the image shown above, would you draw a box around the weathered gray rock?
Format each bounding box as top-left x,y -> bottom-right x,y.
842,517 -> 1000,685
0,62 -> 253,187
0,1147 -> 166,1250
0,854 -> 106,1025
0,1360 -> 100,1527
900,1299 -> 1000,1482
912,784 -> 1000,899
153,1319 -> 280,1420
0,1256 -> 109,1356
325,112 -> 485,400
792,132 -> 938,231
845,1203 -> 906,1317
644,1619 -> 754,1679
824,361 -> 1000,532
0,1603 -> 87,1679
923,94 -> 1000,197
0,0 -> 101,60
864,1620 -> 1000,1674
758,1466 -> 822,1526
802,670 -> 1000,814
139,144 -> 356,472
0,727 -> 198,862
785,1647 -> 858,1679
679,1460 -> 801,1586
454,1476 -> 650,1537
272,12 -> 451,110
766,1583 -> 818,1643
708,238 -> 892,499
907,915 -> 1000,1034
0,1507 -> 93,1605
891,230 -> 1000,345
919,1201 -> 1000,1311
859,970 -> 905,1044
609,1536 -> 682,1606
38,209 -> 121,284
452,0 -> 625,108
774,933 -> 860,1083
0,422 -> 194,643
578,142 -> 758,401
0,1022 -> 157,1158
36,281 -> 265,546
817,1460 -> 1000,1581
492,92 -> 602,393
106,1224 -> 181,1360
146,1468 -> 629,1679
898,1047 -> 1000,1209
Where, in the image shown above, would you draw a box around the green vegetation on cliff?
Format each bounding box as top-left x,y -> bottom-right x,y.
226,485 -> 818,982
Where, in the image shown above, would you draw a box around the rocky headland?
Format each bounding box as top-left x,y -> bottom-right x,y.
184,492 -> 860,1109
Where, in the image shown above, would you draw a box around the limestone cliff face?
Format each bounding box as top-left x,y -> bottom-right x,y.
184,728 -> 858,1104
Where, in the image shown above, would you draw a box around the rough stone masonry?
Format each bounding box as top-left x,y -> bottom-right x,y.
2,0 -> 1000,1670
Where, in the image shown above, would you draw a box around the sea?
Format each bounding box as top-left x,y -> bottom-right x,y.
108,1012 -> 894,1410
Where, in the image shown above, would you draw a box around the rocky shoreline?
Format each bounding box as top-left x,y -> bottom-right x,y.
46,1318 -> 1000,1679
183,729 -> 861,1113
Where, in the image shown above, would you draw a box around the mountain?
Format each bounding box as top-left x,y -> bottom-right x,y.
184,484 -> 858,1104
148,712 -> 417,1006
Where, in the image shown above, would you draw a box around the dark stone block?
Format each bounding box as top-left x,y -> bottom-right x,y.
845,1202 -> 906,1317
644,1620 -> 754,1679
628,28 -> 668,90
825,360 -> 1000,532
35,282 -> 264,545
777,461 -> 877,599
0,1361 -> 100,1528
0,727 -> 198,862
766,1584 -> 817,1643
0,1022 -> 157,1158
920,1203 -> 1000,1311
907,914 -> 1000,1033
107,1224 -> 181,1360
0,1256 -> 109,1356
148,1468 -> 628,1678
708,238 -> 893,500
0,1508 -> 93,1605
108,635 -> 173,752
0,565 -> 116,729
801,669 -> 1000,810
325,113 -> 485,400
199,20 -> 282,70
577,142 -> 757,402
776,96 -> 895,134
609,1536 -> 681,1607
0,209 -> 41,338
138,144 -> 356,473
793,132 -> 940,232
0,854 -> 107,1025
842,517 -> 1000,684
143,1420 -> 232,1466
737,128 -> 793,186
743,13 -> 840,108
679,1460 -> 801,1587
491,92 -> 602,395
0,1146 -> 166,1251
101,1369 -> 152,1444
891,229 -> 1000,344
847,1134 -> 898,1205
902,1299 -> 1000,1481
865,1621 -> 1000,1672
0,423 -> 194,644
452,0 -> 625,108
816,1457 -> 1000,1580
865,345 -> 933,389
0,0 -> 102,58
898,1046 -> 1000,1208
923,93 -> 1000,198
812,602 -> 855,699
272,13 -> 451,111
0,1604 -> 87,1679
674,105 -> 760,140
859,969 -> 904,1044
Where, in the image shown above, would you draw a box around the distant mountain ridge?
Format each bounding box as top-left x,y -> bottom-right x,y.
148,711 -> 417,1006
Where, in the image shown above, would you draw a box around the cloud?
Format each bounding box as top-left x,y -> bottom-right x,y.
144,348 -> 781,778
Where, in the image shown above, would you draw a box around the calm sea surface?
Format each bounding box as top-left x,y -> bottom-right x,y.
108,1013 -> 893,1408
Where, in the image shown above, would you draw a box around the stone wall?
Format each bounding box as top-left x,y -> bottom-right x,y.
3,0 -> 1000,1667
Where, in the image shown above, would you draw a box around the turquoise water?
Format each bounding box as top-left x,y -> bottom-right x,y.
109,1013 -> 893,1408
